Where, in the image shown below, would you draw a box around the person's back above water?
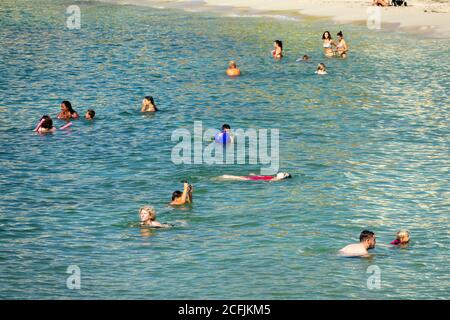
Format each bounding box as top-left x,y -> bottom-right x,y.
226,61 -> 241,77
339,230 -> 376,257
170,181 -> 193,206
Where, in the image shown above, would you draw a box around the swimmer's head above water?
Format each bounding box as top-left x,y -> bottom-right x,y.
139,206 -> 156,223
276,172 -> 292,180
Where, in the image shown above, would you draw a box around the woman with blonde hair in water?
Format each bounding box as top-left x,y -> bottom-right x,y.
139,206 -> 171,228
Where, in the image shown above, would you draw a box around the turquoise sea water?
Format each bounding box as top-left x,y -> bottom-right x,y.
0,0 -> 449,299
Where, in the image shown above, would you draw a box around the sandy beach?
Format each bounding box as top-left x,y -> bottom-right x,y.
205,0 -> 450,37
106,0 -> 450,37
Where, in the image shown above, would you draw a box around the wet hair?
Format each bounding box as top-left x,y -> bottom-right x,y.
322,31 -> 332,40
337,31 -> 343,38
359,230 -> 375,242
139,206 -> 156,221
222,124 -> 231,130
229,61 -> 237,68
303,54 -> 309,60
144,96 -> 155,105
40,115 -> 53,129
396,230 -> 410,242
61,101 -> 76,114
274,40 -> 283,50
86,109 -> 95,119
172,190 -> 182,201
317,63 -> 326,71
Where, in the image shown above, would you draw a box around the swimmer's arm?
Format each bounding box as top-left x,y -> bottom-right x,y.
187,185 -> 193,204
178,183 -> 189,205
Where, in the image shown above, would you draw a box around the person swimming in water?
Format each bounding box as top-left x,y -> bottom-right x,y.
214,124 -> 234,144
339,230 -> 376,257
335,31 -> 348,58
85,109 -> 95,120
272,40 -> 283,59
390,230 -> 410,245
141,96 -> 158,112
322,31 -> 335,58
226,61 -> 241,77
315,63 -> 327,75
36,115 -> 56,133
170,181 -> 193,206
57,101 -> 79,120
139,206 -> 171,228
220,172 -> 292,181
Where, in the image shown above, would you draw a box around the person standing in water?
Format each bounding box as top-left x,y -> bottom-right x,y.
336,31 -> 349,58
339,230 -> 376,257
141,96 -> 158,112
57,101 -> 79,120
226,61 -> 241,77
272,40 -> 283,59
322,31 -> 335,58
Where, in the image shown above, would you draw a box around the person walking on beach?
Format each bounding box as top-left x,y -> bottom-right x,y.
339,230 -> 376,257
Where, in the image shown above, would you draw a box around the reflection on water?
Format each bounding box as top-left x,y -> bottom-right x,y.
0,0 -> 449,299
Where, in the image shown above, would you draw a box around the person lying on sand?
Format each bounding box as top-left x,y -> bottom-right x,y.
373,0 -> 389,7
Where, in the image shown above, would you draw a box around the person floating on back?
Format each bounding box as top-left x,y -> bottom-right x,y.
214,124 -> 234,144
390,230 -> 410,245
339,230 -> 376,257
85,109 -> 95,120
139,206 -> 171,228
226,61 -> 241,77
220,172 -> 292,182
335,31 -> 348,58
57,100 -> 79,120
141,96 -> 158,112
170,181 -> 193,206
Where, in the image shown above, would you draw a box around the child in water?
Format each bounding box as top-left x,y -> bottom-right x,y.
139,206 -> 171,228
85,109 -> 95,120
390,230 -> 410,245
315,63 -> 327,75
36,115 -> 56,133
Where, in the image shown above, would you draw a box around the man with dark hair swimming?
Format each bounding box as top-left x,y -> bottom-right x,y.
339,230 -> 376,257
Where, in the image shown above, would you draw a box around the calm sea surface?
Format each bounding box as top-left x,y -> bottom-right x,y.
0,0 -> 449,299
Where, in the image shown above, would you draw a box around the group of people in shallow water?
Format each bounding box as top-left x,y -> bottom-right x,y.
223,31 -> 348,79
34,100 -> 95,134
35,30 -> 409,258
